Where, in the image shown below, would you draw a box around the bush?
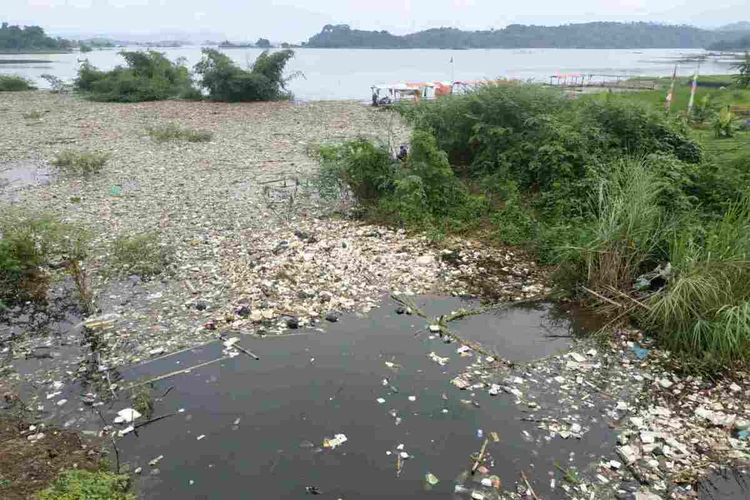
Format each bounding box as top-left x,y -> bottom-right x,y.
52,150 -> 109,175
111,231 -> 170,277
37,470 -> 133,500
0,75 -> 35,91
194,48 -> 295,102
75,51 -> 195,102
147,123 -> 213,143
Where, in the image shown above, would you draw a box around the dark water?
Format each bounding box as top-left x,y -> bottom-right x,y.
700,469 -> 750,499
38,297 -> 610,499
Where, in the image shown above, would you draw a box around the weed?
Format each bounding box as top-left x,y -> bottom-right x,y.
713,106 -> 735,138
0,75 -> 35,91
37,470 -> 133,500
22,110 -> 44,120
111,231 -> 170,277
147,123 -> 213,143
130,385 -> 155,419
52,150 -> 109,175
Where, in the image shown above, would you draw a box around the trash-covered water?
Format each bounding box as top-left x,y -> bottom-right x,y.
36,296 -> 617,499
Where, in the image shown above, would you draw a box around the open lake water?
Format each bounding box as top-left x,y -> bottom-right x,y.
0,47 -> 737,101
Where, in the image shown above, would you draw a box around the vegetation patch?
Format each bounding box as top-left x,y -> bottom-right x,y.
37,470 -> 133,500
111,231 -> 170,277
194,48 -> 296,102
75,50 -> 198,102
319,76 -> 750,370
52,150 -> 109,175
0,75 -> 35,92
147,122 -> 213,143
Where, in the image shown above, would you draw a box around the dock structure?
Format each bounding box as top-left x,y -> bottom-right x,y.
547,73 -> 659,91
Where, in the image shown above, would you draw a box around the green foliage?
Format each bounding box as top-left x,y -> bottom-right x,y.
79,43 -> 92,53
194,48 -> 295,102
37,470 -> 133,500
0,75 -> 35,91
75,51 -> 195,102
147,123 -> 213,143
111,231 -> 170,277
713,106 -> 735,138
0,23 -> 71,52
52,150 -> 109,175
402,84 -> 701,221
318,131 -> 479,230
733,52 -> 750,88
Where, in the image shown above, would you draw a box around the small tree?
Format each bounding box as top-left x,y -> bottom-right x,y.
734,52 -> 750,88
256,38 -> 271,48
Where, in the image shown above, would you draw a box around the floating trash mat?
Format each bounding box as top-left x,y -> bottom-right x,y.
25,296 -> 619,499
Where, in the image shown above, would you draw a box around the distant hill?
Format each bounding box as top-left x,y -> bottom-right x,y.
305,22 -> 749,49
717,22 -> 750,32
709,34 -> 750,51
0,23 -> 72,52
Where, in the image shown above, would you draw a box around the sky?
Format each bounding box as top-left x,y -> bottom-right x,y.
3,0 -> 749,42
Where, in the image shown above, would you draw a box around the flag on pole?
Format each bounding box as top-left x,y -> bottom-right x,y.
687,66 -> 700,115
665,65 -> 677,113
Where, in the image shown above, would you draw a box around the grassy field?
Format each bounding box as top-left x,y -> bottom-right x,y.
605,76 -> 750,165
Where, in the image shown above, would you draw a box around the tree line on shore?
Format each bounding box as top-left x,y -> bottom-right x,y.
305,22 -> 750,49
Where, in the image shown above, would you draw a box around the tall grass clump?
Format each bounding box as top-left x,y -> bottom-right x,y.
644,199 -> 750,365
75,50 -> 197,102
0,75 -> 35,91
52,150 -> 109,175
0,210 -> 88,303
560,158 -> 664,292
111,231 -> 170,277
146,123 -> 213,143
194,48 -> 295,102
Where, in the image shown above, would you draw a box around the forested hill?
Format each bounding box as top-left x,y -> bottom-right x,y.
305,22 -> 749,49
0,23 -> 72,52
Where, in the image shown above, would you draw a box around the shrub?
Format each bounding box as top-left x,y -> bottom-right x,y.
37,470 -> 133,500
111,231 -> 170,277
0,75 -> 35,91
713,106 -> 735,138
147,123 -> 213,143
52,150 -> 109,175
75,51 -> 195,102
194,48 -> 295,102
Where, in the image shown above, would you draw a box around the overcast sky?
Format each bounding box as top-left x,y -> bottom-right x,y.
3,0 -> 749,41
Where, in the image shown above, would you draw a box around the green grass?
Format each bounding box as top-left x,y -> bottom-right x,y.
111,231 -> 170,277
52,150 -> 109,175
0,75 -> 35,91
37,470 -> 133,500
146,123 -> 213,143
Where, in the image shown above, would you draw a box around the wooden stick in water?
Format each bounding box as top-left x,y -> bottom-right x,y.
471,438 -> 489,474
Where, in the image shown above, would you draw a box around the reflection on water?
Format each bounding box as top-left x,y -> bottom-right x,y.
0,47 -> 736,100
